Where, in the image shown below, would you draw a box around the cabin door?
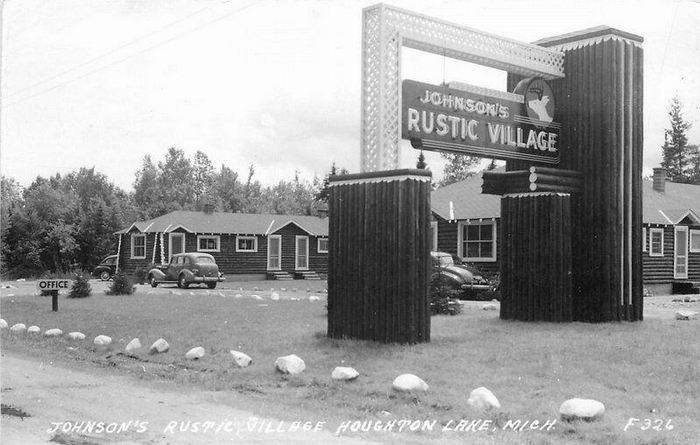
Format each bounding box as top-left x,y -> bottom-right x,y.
674,226 -> 689,279
267,235 -> 282,270
169,233 -> 185,261
295,236 -> 309,270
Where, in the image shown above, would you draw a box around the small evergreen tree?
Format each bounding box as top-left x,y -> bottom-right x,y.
106,271 -> 135,295
416,151 -> 427,169
661,96 -> 694,182
68,272 -> 92,298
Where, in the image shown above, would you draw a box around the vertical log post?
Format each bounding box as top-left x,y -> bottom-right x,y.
506,28 -> 644,322
327,169 -> 432,344
500,192 -> 573,321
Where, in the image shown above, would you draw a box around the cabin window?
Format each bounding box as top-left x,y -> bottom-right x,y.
236,235 -> 258,252
459,221 -> 496,262
430,221 -> 438,252
131,234 -> 146,259
317,238 -> 329,253
690,229 -> 700,253
649,228 -> 664,257
642,227 -> 646,252
197,235 -> 220,252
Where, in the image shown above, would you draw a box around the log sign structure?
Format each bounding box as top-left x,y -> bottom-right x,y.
37,279 -> 71,312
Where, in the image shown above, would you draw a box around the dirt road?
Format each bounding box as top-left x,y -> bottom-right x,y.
1,352 -> 376,445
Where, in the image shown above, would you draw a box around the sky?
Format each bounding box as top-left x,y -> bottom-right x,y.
1,0 -> 699,191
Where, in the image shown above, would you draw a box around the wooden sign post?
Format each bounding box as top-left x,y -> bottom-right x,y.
37,279 -> 70,312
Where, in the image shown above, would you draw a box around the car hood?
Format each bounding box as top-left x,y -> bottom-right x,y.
441,264 -> 476,281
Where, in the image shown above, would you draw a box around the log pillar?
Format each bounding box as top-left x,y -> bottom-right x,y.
507,27 -> 644,322
500,193 -> 573,321
327,169 -> 432,343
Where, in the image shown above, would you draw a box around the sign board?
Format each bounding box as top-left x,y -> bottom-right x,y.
401,79 -> 560,164
37,279 -> 71,291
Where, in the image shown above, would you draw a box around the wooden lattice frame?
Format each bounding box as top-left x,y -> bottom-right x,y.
360,3 -> 566,172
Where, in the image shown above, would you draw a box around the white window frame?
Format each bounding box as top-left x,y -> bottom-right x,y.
130,234 -> 146,259
458,220 -> 497,262
168,232 -> 185,261
430,221 -> 438,252
642,227 -> 646,252
236,235 -> 258,253
317,237 -> 329,254
197,235 -> 220,252
649,228 -> 664,257
690,229 -> 700,253
267,235 -> 282,270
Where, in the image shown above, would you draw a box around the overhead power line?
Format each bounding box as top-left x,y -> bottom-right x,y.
3,0 -> 260,109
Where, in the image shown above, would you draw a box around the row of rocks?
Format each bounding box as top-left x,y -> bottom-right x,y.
391,374 -> 604,421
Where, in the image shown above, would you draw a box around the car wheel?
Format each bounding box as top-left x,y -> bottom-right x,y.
149,275 -> 158,288
206,282 -> 217,290
100,271 -> 111,281
178,274 -> 189,289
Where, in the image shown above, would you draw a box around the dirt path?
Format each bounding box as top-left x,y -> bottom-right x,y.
1,352 -> 376,445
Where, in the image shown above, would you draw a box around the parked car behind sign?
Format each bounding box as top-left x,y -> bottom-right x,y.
92,255 -> 117,281
430,251 -> 491,300
147,253 -> 224,289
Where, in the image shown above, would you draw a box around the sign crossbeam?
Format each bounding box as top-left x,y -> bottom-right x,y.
361,3 -> 565,172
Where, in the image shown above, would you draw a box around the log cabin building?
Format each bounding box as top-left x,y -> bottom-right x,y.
431,168 -> 700,294
115,209 -> 328,280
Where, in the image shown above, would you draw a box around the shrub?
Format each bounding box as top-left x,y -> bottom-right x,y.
106,271 -> 135,295
429,271 -> 462,316
68,273 -> 92,298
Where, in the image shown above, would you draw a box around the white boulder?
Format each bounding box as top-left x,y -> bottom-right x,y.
332,367 -> 359,381
44,328 -> 63,337
309,296 -> 321,302
27,325 -> 41,334
93,335 -> 112,347
230,350 -> 252,367
125,338 -> 142,355
482,303 -> 498,311
68,332 -> 86,340
149,338 -> 170,354
392,374 -> 428,392
185,346 -> 205,360
275,354 -> 306,374
467,387 -> 501,410
0,319 -> 7,329
10,323 -> 26,333
270,292 -> 280,300
560,398 -> 605,421
675,310 -> 698,320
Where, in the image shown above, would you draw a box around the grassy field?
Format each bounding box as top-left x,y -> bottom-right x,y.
1,280 -> 699,444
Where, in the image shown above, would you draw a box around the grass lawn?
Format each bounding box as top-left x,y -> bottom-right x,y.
2,280 -> 700,444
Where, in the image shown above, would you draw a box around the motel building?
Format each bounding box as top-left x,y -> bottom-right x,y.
431,167 -> 700,295
115,207 -> 328,281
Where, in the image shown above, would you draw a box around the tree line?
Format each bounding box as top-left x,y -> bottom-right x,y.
1,148 -> 332,278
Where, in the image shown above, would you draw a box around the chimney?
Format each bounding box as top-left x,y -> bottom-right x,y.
203,202 -> 215,214
652,168 -> 667,193
317,204 -> 329,218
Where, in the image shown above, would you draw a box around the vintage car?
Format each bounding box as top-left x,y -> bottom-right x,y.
92,254 -> 118,281
430,251 -> 491,299
147,252 -> 224,289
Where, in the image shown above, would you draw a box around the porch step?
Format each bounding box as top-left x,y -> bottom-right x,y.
267,271 -> 294,281
296,271 -> 322,280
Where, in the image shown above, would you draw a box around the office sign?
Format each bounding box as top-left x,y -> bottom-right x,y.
401,79 -> 560,164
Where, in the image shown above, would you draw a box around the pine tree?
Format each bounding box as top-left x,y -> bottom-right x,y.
68,273 -> 92,298
416,151 -> 427,169
661,96 -> 693,182
438,153 -> 479,187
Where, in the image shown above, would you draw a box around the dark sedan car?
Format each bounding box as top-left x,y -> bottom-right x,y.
430,251 -> 491,299
147,252 -> 224,289
92,255 -> 117,281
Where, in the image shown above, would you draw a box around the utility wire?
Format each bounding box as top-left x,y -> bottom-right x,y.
3,0 -> 260,109
5,1 -> 222,100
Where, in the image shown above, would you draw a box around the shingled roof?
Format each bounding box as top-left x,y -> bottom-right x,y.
116,210 -> 328,236
432,172 -> 700,225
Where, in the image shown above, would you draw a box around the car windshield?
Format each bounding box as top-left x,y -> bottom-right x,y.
196,256 -> 214,264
